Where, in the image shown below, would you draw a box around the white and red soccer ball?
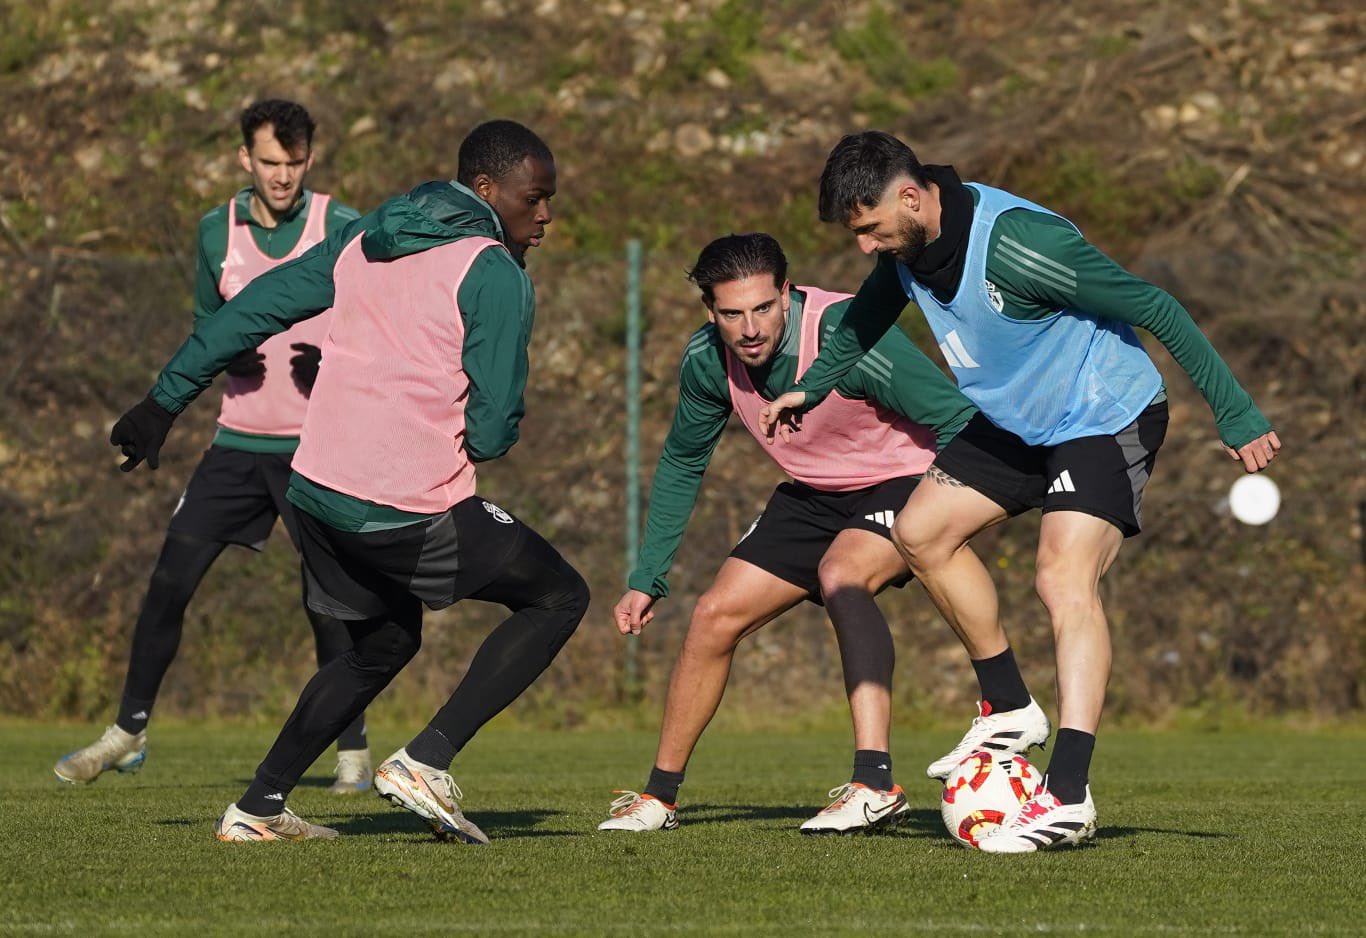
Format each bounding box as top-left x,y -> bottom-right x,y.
940,750 -> 1041,848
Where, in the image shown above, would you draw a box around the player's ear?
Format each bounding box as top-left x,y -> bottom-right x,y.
472,173 -> 497,202
304,149 -> 316,173
898,179 -> 920,212
237,144 -> 252,175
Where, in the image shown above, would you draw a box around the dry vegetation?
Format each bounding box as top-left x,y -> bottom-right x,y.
0,0 -> 1362,724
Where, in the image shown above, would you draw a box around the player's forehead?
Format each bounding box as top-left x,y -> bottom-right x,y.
247,126 -> 308,162
710,274 -> 782,311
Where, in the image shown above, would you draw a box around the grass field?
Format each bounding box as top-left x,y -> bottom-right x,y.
2,721 -> 1362,936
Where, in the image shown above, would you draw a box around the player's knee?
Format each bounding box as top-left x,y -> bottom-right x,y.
544,562 -> 591,619
816,555 -> 874,597
350,620 -> 422,676
893,515 -> 956,572
687,591 -> 750,648
1033,561 -> 1097,619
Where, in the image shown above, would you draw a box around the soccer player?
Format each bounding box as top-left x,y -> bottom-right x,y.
108,120 -> 589,844
54,100 -> 373,792
760,132 -> 1281,851
598,233 -> 990,835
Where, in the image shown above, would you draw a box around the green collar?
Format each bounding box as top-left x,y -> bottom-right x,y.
232,187 -> 312,229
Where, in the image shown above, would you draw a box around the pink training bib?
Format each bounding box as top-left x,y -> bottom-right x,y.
291,235 -> 506,513
216,193 -> 332,437
727,285 -> 937,491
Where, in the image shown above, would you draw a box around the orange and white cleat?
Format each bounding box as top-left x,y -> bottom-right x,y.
213,803 -> 339,842
799,782 -> 909,835
597,791 -> 678,832
373,748 -> 488,844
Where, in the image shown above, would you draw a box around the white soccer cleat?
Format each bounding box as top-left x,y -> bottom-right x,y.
976,785 -> 1097,853
373,748 -> 489,844
800,782 -> 909,836
213,803 -> 340,842
597,791 -> 679,832
53,725 -> 147,784
329,748 -> 372,794
926,697 -> 1051,780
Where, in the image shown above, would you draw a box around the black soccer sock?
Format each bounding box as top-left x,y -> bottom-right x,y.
645,766 -> 685,806
238,780 -> 290,817
115,696 -> 156,736
970,647 -> 1031,714
1044,728 -> 1095,804
405,726 -> 457,772
419,531 -> 588,755
851,750 -> 894,792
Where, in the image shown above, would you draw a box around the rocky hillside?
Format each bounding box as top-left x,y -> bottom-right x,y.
1,0 -> 1362,724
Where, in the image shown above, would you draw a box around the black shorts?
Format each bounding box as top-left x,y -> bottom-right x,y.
298,495 -> 531,621
728,475 -> 918,598
933,400 -> 1169,537
167,445 -> 303,550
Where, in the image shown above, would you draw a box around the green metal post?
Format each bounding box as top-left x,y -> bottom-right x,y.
624,239 -> 643,695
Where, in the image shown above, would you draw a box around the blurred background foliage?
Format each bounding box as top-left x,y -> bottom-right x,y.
0,0 -> 1361,729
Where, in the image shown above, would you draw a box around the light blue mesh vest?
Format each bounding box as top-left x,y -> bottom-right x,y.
897,183 -> 1161,446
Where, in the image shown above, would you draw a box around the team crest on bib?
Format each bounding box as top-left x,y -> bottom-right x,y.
482,501 -> 513,524
985,279 -> 1004,313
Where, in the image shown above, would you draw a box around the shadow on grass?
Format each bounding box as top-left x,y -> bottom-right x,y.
1096,826 -> 1231,842
156,807 -> 584,841
682,804 -> 945,837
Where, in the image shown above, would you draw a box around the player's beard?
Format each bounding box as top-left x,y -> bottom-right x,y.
891,213 -> 931,267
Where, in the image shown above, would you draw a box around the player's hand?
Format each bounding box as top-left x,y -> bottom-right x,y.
290,342 -> 322,391
614,590 -> 659,635
1223,430 -> 1281,473
758,391 -> 808,443
110,396 -> 176,472
224,348 -> 266,378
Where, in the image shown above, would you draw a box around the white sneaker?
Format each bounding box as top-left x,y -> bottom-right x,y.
799,783 -> 909,836
373,748 -> 489,844
53,725 -> 146,784
329,749 -> 372,794
213,803 -> 339,842
977,785 -> 1097,853
926,698 -> 1051,780
597,791 -> 678,832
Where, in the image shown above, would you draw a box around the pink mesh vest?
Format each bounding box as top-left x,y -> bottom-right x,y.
290,235 -> 505,513
727,286 -> 937,491
216,192 -> 332,436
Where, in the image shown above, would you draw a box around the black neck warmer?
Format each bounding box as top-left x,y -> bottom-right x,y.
909,164 -> 973,299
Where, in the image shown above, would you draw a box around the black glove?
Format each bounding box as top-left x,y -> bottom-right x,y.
225,349 -> 266,378
290,342 -> 322,391
110,395 -> 176,472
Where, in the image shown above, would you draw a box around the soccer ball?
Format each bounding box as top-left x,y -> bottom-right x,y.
940,751 -> 1041,848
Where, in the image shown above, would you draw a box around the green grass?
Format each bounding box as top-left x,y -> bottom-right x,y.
4,723 -> 1364,935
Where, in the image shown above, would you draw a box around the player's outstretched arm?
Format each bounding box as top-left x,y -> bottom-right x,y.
614,589 -> 659,636
1224,429 -> 1282,473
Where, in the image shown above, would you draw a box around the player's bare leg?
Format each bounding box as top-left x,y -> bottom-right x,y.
891,466 -> 1011,658
980,510 -> 1122,852
654,559 -> 808,773
895,468 -> 1050,779
599,560 -> 804,832
1035,509 -> 1124,737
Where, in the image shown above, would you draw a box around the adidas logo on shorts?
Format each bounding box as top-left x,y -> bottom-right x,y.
1047,470 -> 1077,494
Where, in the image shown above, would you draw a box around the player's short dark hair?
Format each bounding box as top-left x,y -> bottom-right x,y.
240,99 -> 316,152
818,131 -> 929,224
687,233 -> 788,305
456,120 -> 554,186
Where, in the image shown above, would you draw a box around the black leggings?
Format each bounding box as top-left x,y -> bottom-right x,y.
116,531 -> 367,751
245,523 -> 588,803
